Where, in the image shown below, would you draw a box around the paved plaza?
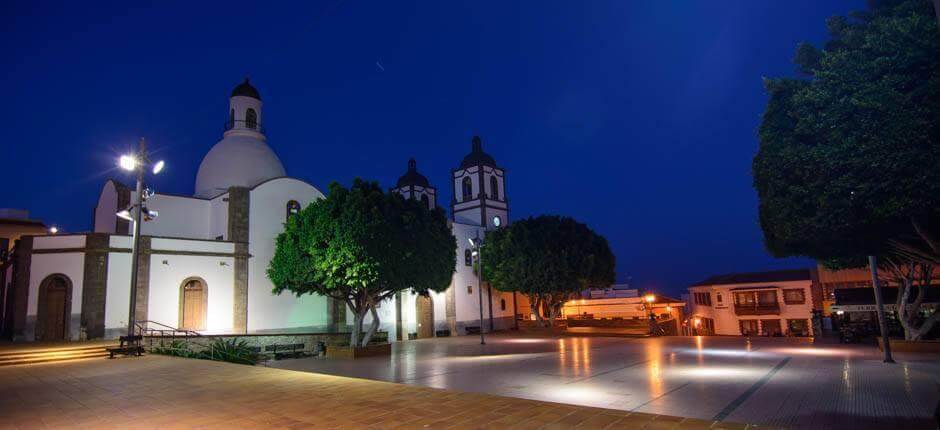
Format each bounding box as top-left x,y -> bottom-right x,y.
0,351 -> 752,430
273,334 -> 940,429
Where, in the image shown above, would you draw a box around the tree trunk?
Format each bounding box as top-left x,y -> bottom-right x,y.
361,304 -> 380,347
529,295 -> 546,327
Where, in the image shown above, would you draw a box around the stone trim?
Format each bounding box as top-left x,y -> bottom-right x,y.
233,242 -> 249,334
81,233 -> 110,339
445,284 -> 457,334
227,187 -> 250,243
134,237 -> 151,326
8,237 -> 32,340
327,297 -> 346,333
395,292 -> 403,341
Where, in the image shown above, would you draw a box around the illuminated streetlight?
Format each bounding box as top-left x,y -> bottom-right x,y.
119,138 -> 166,341
644,294 -> 656,304
48,226 -> 58,234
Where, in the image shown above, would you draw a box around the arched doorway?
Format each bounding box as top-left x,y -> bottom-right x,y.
179,278 -> 207,331
416,295 -> 434,339
37,275 -> 72,341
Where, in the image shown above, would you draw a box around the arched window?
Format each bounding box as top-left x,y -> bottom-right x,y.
420,194 -> 430,209
245,108 -> 258,129
500,298 -> 506,311
286,200 -> 301,221
465,249 -> 472,266
490,176 -> 499,200
462,177 -> 473,202
229,109 -> 235,125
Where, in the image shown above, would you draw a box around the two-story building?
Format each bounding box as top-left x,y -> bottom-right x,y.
687,269 -> 818,337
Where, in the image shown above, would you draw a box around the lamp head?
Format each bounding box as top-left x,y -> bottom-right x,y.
644,294 -> 656,303
152,160 -> 165,174
119,155 -> 137,171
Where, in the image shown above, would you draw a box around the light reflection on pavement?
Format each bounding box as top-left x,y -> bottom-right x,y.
271,334 -> 940,429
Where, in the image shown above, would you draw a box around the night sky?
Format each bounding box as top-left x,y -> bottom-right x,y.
2,1 -> 863,296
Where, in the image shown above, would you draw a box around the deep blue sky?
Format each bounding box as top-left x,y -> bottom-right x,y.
2,1 -> 863,296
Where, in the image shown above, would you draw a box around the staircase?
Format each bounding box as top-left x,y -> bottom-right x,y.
0,342 -> 116,367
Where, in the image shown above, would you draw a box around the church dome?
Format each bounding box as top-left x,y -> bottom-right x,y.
231,78 -> 261,100
459,136 -> 497,169
396,158 -> 430,188
194,134 -> 285,198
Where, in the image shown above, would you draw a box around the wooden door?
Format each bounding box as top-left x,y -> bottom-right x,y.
416,296 -> 433,339
42,279 -> 68,341
181,280 -> 206,330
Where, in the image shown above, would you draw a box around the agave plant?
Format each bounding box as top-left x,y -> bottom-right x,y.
198,338 -> 259,365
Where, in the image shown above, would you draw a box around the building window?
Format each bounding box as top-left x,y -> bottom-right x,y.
500,298 -> 506,311
739,319 -> 759,336
286,200 -> 301,221
246,108 -> 258,129
421,193 -> 430,209
465,249 -> 472,266
229,108 -> 234,124
490,176 -> 499,200
716,292 -> 723,303
693,292 -> 712,306
787,319 -> 810,336
461,177 -> 473,202
467,285 -> 473,295
783,289 -> 805,304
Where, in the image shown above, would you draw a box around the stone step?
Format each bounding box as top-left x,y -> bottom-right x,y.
0,349 -> 113,366
0,343 -> 113,358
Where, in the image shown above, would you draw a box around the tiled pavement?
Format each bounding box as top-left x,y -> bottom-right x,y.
0,354 -> 755,429
273,335 -> 940,429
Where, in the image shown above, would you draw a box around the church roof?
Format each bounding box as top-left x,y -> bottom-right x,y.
396,158 -> 430,188
231,78 -> 261,100
459,136 -> 497,169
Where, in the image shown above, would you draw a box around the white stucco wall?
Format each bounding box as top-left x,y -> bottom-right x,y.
140,194 -> 211,240
209,193 -> 229,240
93,181 -> 119,234
32,234 -> 85,250
247,177 -> 327,332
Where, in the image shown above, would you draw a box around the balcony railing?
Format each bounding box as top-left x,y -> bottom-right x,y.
224,120 -> 265,134
734,303 -> 780,316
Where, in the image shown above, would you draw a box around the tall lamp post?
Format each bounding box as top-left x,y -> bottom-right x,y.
643,293 -> 656,335
118,138 -> 165,338
469,233 -> 485,345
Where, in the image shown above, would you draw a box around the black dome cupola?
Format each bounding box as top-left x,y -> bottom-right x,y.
231,78 -> 261,100
459,136 -> 497,169
396,158 -> 430,188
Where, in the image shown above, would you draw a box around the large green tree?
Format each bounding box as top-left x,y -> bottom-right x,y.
482,215 -> 615,327
267,179 -> 456,347
753,0 -> 939,338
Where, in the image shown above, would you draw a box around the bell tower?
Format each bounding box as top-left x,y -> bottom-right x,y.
391,158 -> 436,210
451,136 -> 507,228
225,78 -> 265,140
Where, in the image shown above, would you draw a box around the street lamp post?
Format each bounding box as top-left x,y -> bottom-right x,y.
119,138 -> 165,339
469,233 -> 485,345
643,293 -> 656,335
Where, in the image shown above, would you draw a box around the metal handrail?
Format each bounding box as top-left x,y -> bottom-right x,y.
135,320 -> 202,338
223,119 -> 265,133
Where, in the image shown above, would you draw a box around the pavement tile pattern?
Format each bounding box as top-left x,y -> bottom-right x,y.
0,354 -> 753,430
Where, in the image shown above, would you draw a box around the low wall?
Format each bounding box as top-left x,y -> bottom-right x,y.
144,332 -> 388,355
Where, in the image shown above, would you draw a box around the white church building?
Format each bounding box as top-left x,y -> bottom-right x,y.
5,80 -> 519,342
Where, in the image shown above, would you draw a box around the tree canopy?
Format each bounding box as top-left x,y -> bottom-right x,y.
267,179 -> 456,346
482,215 -> 615,326
752,0 -> 939,267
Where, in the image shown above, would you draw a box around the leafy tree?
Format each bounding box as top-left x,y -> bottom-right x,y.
482,215 -> 615,327
753,0 -> 939,339
268,179 -> 456,347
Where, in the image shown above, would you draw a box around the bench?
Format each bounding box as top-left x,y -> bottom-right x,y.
265,343 -> 306,360
435,329 -> 451,337
465,326 -> 481,335
107,335 -> 144,358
